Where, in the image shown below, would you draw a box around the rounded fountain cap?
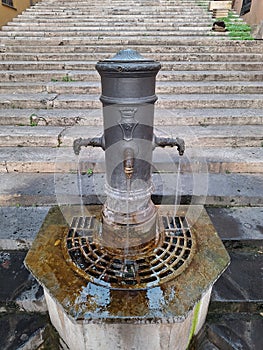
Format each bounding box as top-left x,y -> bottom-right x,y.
106,49 -> 151,62
96,49 -> 161,74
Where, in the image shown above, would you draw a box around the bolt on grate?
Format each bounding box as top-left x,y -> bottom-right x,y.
64,215 -> 195,289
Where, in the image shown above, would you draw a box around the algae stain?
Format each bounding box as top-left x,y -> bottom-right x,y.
187,300 -> 201,349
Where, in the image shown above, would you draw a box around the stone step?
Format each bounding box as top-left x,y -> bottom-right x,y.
2,81 -> 263,95
0,70 -> 98,82
29,8 -> 204,13
0,92 -> 59,109
16,4 -> 209,12
20,5 -> 209,11
18,5 -> 209,10
18,3 -> 210,11
55,124 -> 263,148
155,81 -> 263,95
1,108 -> 262,127
17,8 -> 209,14
0,306 -> 50,349
0,146 -> 262,174
15,10 -> 211,17
1,92 -> 263,109
23,7 -> 208,11
211,249 -> 263,308
32,0 -> 201,3
202,314 -> 263,350
201,205 -> 263,349
0,82 -> 48,93
29,8 -> 194,13
0,29 -> 215,38
0,37 -> 235,48
0,172 -> 262,206
1,52 -> 263,62
159,70 -> 263,82
0,125 -> 64,147
12,9 -> 210,15
7,21 -> 210,28
0,249 -> 46,310
0,33 -> 226,47
155,93 -> 263,109
24,3 -> 208,10
0,125 -> 262,148
206,206 -> 263,242
3,43 -> 262,54
1,92 -> 260,109
0,206 -> 50,250
8,29 -> 215,37
13,16 -> 212,25
34,0 -> 200,3
2,22 -> 212,30
11,16 -> 211,24
1,69 -> 262,83
0,60 -> 261,71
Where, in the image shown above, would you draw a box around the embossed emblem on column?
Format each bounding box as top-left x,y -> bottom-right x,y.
118,107 -> 138,141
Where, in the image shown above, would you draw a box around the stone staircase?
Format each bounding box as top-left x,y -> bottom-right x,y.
0,0 -> 262,349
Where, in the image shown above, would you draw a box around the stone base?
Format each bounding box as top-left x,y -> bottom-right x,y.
45,286 -> 212,350
25,205 -> 229,350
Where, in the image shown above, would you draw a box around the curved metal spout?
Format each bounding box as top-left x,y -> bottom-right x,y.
73,135 -> 105,155
153,135 -> 185,156
123,147 -> 135,179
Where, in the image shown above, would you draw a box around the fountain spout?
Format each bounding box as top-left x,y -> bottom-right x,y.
123,147 -> 135,179
154,135 -> 185,156
73,135 -> 105,155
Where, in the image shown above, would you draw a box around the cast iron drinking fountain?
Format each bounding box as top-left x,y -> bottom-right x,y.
25,49 -> 230,350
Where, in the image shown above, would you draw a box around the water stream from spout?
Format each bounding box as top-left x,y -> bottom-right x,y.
173,158 -> 181,218
77,155 -> 85,219
124,178 -> 131,266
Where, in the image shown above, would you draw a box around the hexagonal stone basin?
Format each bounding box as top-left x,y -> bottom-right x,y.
25,205 -> 229,350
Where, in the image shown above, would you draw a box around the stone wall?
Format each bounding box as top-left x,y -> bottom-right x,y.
233,0 -> 263,25
0,0 -> 40,27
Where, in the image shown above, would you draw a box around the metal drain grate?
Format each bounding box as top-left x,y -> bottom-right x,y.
64,215 -> 195,289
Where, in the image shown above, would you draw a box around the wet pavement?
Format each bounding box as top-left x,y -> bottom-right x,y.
0,250 -> 45,312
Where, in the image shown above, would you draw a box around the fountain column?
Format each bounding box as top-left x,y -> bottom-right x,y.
96,49 -> 161,250
25,50 -> 230,350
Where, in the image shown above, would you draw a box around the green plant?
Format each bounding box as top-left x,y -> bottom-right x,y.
86,168 -> 93,176
226,23 -> 251,32
51,78 -> 58,82
218,12 -> 254,40
62,75 -> 73,82
29,113 -> 38,126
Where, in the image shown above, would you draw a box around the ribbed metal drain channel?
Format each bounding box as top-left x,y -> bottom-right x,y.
64,215 -> 195,289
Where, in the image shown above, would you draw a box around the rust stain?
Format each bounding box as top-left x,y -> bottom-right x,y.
25,205 -> 230,322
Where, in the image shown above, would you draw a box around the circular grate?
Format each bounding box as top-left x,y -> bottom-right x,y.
64,215 -> 195,289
